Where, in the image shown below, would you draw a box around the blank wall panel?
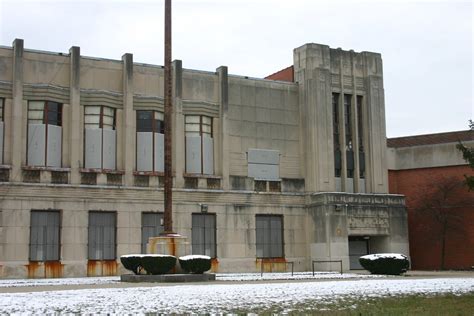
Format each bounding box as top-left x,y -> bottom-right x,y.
154,133 -> 164,172
248,148 -> 280,165
359,179 -> 366,193
345,178 -> 354,193
0,122 -> 3,164
335,177 -> 342,192
186,136 -> 201,174
85,128 -> 102,169
248,163 -> 279,180
28,124 -> 46,166
203,137 -> 214,175
137,132 -> 153,171
47,125 -> 62,167
102,129 -> 116,170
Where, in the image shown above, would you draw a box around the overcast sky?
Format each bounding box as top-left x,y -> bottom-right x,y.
0,0 -> 472,137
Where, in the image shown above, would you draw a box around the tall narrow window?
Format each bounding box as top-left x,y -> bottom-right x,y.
136,111 -> 164,172
357,96 -> 365,178
0,98 -> 4,164
88,211 -> 116,260
29,210 -> 60,261
332,93 -> 341,177
84,106 -> 117,169
344,95 -> 354,178
192,213 -> 216,258
141,212 -> 164,253
256,215 -> 283,258
185,115 -> 214,175
27,101 -> 62,167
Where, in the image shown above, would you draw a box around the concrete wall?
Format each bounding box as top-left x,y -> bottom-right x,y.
387,141 -> 474,170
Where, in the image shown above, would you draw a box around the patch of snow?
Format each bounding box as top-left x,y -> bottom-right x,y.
120,254 -> 175,258
215,272 -> 385,281
0,277 -> 120,288
179,255 -> 211,261
0,278 -> 472,314
361,253 -> 408,260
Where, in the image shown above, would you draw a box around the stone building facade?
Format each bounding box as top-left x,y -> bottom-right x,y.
0,39 -> 408,278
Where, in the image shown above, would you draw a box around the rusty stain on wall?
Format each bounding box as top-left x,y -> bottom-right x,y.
26,261 -> 64,278
87,260 -> 117,277
210,258 -> 219,273
255,258 -> 287,273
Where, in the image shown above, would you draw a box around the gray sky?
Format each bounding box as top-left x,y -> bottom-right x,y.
0,0 -> 472,137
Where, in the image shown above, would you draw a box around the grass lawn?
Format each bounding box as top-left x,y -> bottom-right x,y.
240,293 -> 474,315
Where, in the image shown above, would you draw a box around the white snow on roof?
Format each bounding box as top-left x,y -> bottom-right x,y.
360,253 -> 408,260
0,278 -> 472,314
179,255 -> 211,261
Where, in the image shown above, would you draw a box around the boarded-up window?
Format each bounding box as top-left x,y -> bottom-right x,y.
29,210 -> 60,261
192,213 -> 216,258
344,94 -> 354,178
256,215 -> 283,258
185,115 -> 214,175
0,98 -> 4,164
27,101 -> 62,167
84,106 -> 117,169
88,211 -> 116,260
141,212 -> 164,253
136,111 -> 164,172
247,149 -> 280,180
357,95 -> 365,179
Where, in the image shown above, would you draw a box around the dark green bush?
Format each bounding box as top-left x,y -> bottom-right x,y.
359,253 -> 409,275
140,255 -> 176,275
120,254 -> 143,275
179,255 -> 212,274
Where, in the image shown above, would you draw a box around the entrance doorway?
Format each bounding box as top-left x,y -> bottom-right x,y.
349,236 -> 369,269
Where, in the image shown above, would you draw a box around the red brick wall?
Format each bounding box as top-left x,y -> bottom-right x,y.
265,66 -> 294,82
389,165 -> 474,270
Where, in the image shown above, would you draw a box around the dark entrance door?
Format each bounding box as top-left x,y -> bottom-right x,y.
349,236 -> 369,269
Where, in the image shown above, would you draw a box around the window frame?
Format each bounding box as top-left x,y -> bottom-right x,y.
27,100 -> 63,167
185,115 -> 214,174
255,214 -> 284,259
136,110 -> 164,172
191,213 -> 217,258
141,212 -> 164,253
29,210 -> 61,262
87,211 -> 117,261
332,93 -> 341,177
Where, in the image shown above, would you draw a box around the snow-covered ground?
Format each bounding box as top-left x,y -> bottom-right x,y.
0,272 -> 382,288
0,277 -> 473,313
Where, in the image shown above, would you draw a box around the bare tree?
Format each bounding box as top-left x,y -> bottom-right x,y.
414,176 -> 472,270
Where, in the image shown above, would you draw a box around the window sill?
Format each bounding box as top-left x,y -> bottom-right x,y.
80,168 -> 125,175
133,171 -> 168,176
183,173 -> 221,179
22,166 -> 70,172
0,164 -> 11,170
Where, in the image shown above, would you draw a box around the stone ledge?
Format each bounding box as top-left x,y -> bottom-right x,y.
120,273 -> 216,283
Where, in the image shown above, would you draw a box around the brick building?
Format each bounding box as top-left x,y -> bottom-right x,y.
387,131 -> 474,270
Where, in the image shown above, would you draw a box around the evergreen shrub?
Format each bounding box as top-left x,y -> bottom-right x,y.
140,255 -> 177,275
179,255 -> 212,274
120,255 -> 142,275
359,253 -> 409,275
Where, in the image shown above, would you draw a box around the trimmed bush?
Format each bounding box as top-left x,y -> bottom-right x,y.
179,255 -> 212,274
120,254 -> 143,275
359,253 -> 410,275
140,255 -> 177,275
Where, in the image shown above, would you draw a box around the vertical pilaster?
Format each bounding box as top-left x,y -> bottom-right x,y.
217,66 -> 229,189
69,46 -> 81,184
363,52 -> 388,193
122,53 -> 135,186
172,60 -> 184,188
11,39 -> 24,182
350,52 -> 360,193
293,44 -> 335,192
338,54 -> 347,192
